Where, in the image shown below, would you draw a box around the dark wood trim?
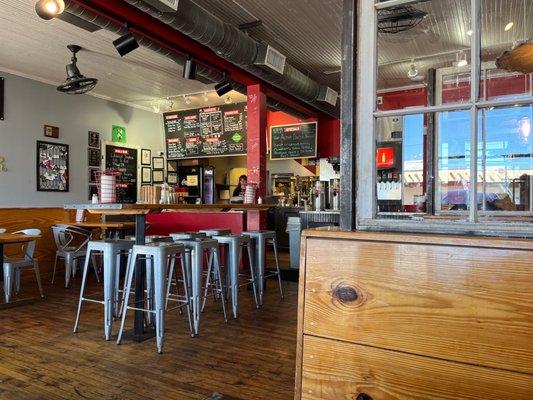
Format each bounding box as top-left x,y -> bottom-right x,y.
426,68 -> 436,214
339,0 -> 357,230
0,76 -> 4,121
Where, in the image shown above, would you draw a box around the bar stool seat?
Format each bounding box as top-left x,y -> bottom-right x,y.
242,230 -> 284,306
212,234 -> 259,318
117,242 -> 187,353
198,229 -> 231,237
73,239 -> 134,340
169,232 -> 206,241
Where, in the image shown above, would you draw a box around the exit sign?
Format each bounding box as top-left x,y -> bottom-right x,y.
143,0 -> 178,12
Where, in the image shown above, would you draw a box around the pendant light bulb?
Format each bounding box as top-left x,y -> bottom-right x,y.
35,0 -> 65,20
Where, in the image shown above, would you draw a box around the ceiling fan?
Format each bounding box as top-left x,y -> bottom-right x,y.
56,45 -> 98,95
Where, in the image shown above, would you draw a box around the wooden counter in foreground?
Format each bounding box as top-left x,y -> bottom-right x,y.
295,227 -> 533,399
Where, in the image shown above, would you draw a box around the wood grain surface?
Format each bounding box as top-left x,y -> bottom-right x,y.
302,237 -> 533,375
301,335 -> 533,400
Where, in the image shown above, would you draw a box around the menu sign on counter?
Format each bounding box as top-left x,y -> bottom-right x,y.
270,122 -> 317,160
164,102 -> 247,159
104,144 -> 138,203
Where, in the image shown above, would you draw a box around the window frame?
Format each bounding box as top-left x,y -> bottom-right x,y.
356,0 -> 533,237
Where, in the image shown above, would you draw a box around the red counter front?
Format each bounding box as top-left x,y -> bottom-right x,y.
146,211 -> 247,236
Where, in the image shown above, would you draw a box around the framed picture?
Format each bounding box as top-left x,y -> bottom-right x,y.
152,169 -> 164,183
88,148 -> 101,167
152,156 -> 164,170
88,167 -> 99,184
36,140 -> 69,192
44,125 -> 59,138
88,184 -> 98,201
141,167 -> 152,184
88,131 -> 100,148
167,160 -> 178,172
167,172 -> 178,185
141,148 -> 151,165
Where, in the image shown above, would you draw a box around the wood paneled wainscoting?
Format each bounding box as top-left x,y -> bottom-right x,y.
0,207 -> 75,274
295,228 -> 533,399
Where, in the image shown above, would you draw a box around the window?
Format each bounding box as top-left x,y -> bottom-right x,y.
358,0 -> 533,235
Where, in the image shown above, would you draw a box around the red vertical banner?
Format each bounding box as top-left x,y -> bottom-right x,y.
246,84 -> 267,230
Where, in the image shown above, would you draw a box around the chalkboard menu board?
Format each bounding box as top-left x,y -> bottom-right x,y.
105,144 -> 138,203
164,103 -> 247,159
270,122 -> 317,160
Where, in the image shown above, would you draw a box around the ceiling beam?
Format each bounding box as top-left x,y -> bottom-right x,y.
69,0 -> 325,118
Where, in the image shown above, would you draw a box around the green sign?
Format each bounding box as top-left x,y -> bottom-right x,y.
112,125 -> 126,143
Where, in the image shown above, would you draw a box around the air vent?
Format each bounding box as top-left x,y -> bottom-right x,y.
57,12 -> 101,32
255,44 -> 286,75
142,0 -> 178,12
317,86 -> 338,106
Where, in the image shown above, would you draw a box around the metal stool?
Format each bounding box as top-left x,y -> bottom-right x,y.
242,230 -> 284,306
169,232 -> 206,241
212,234 -> 259,318
73,239 -> 134,340
198,229 -> 231,237
117,242 -> 186,353
172,238 -> 227,336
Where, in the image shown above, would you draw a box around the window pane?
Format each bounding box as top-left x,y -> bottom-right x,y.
480,0 -> 533,101
377,0 -> 471,111
479,105 -> 533,212
376,114 -> 426,214
436,110 -> 472,211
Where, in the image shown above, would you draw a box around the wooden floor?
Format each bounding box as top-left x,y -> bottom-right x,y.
0,267 -> 298,400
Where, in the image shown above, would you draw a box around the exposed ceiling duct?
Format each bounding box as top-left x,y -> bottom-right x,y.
62,1 -> 312,119
121,0 -> 339,116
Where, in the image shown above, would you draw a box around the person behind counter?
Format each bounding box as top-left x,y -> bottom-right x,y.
233,175 -> 247,197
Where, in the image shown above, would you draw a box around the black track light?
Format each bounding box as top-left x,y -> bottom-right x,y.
35,0 -> 65,20
215,77 -> 233,97
113,25 -> 139,57
182,56 -> 197,80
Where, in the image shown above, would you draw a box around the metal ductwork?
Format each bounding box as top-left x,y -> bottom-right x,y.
122,0 -> 339,116
63,1 -> 311,119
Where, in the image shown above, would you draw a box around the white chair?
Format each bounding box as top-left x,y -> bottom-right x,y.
51,225 -> 99,288
3,229 -> 44,302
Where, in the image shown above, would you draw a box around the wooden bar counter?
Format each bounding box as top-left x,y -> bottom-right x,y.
295,228 -> 533,399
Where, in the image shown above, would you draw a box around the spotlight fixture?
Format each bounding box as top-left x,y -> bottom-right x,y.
504,21 -> 514,32
113,25 -> 139,57
57,45 -> 98,95
183,95 -> 191,105
35,0 -> 64,20
215,76 -> 233,97
182,56 -> 197,80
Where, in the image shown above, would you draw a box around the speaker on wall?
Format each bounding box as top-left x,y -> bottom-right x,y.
0,77 -> 4,120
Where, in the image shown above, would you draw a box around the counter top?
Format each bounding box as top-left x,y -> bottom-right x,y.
65,203 -> 275,213
302,226 -> 533,251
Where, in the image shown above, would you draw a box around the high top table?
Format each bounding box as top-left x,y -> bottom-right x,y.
0,232 -> 41,308
65,203 -> 273,341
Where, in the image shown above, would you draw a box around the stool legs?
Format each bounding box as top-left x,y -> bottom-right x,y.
271,239 -> 284,299
254,239 -> 266,307
245,244 -> 260,309
73,250 -> 92,334
229,240 -> 239,318
103,250 -> 117,341
152,252 -> 166,354
117,249 -> 137,346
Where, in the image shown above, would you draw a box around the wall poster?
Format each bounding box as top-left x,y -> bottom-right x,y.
36,140 -> 69,192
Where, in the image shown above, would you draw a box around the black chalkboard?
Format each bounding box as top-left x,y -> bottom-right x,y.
164,103 -> 247,159
105,144 -> 138,203
270,122 -> 317,160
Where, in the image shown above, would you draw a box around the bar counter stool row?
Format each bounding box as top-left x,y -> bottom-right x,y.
71,228 -> 284,354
